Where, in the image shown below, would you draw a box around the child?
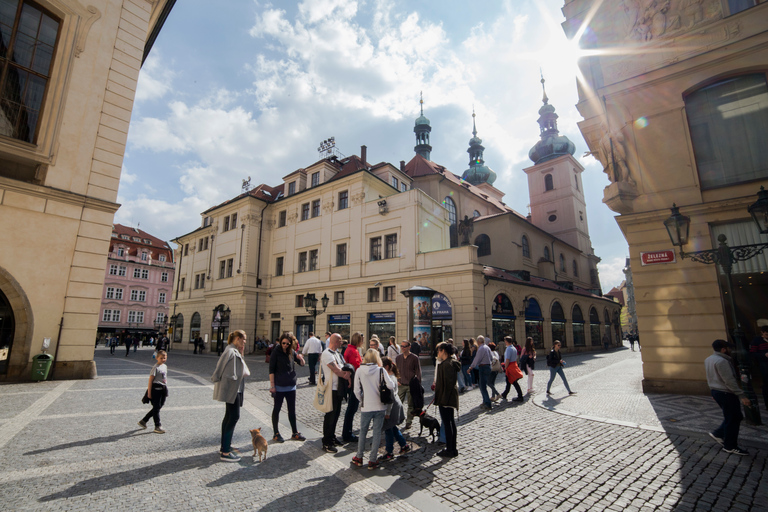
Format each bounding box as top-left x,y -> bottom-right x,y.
139,350 -> 168,433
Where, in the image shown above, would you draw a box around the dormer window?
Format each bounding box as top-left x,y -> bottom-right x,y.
117,247 -> 125,257
311,172 -> 319,187
288,182 -> 296,195
121,235 -> 130,240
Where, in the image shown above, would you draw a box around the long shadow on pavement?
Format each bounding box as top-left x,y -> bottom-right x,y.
206,450 -> 313,486
258,475 -> 345,512
23,429 -> 146,456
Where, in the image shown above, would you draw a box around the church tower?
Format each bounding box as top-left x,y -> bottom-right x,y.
461,110 -> 497,186
414,92 -> 432,160
524,75 -> 600,289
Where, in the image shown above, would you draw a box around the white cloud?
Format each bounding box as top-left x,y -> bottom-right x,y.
135,51 -> 175,102
598,256 -> 628,293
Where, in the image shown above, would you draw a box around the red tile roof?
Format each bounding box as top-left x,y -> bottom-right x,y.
111,224 -> 173,259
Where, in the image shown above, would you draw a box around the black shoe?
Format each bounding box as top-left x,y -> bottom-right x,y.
323,445 -> 338,453
501,393 -> 508,400
512,396 -> 524,402
343,435 -> 359,443
333,437 -> 344,446
437,449 -> 457,458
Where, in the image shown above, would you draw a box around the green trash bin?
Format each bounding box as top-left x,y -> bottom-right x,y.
31,353 -> 53,381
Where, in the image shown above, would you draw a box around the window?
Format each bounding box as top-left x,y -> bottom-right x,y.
102,309 -> 120,322
106,287 -> 123,300
133,268 -> 141,278
295,294 -> 304,307
158,292 -> 166,304
194,273 -> 205,289
141,251 -> 148,261
338,190 -> 349,210
194,274 -> 200,289
385,234 -> 397,259
370,237 -> 382,261
444,196 -> 458,247
311,199 -> 320,218
161,272 -> 168,282
180,277 -> 185,291
199,237 -> 209,251
106,287 -> 116,299
383,286 -> 395,301
686,74 -> 768,189
548,214 -> 557,222
573,259 -> 579,277
121,235 -> 130,240
311,172 -> 319,187
109,264 -> 118,275
127,311 -> 144,324
392,176 -> 399,188
309,249 -> 318,271
474,234 -> 491,256
522,235 -> 530,258
727,0 -> 758,16
334,291 -> 344,305
227,258 -> 233,278
117,247 -> 125,257
545,174 -> 554,191
159,255 -> 166,262
118,266 -> 126,276
156,312 -> 166,323
219,260 -> 226,279
278,210 -> 286,227
575,174 -> 579,191
0,1 -> 59,144
275,256 -> 284,276
473,210 -> 481,218
368,288 -> 380,302
223,216 -> 230,231
288,181 -> 296,195
298,252 -> 307,272
130,290 -> 146,302
401,183 -> 407,192
543,246 -> 550,261
141,269 -> 149,279
301,203 -> 310,221
560,253 -> 566,272
336,243 -> 347,266
184,244 -> 189,256
230,213 -> 237,228
132,237 -> 140,242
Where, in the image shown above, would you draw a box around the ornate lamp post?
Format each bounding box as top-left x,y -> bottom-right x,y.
663,187 -> 768,425
304,292 -> 329,332
518,296 -> 530,318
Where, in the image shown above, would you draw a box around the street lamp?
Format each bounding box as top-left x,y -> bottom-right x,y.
663,187 -> 768,425
518,296 -> 530,317
304,292 -> 329,332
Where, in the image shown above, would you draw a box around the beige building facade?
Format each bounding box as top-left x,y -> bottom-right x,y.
562,0 -> 768,393
0,0 -> 173,380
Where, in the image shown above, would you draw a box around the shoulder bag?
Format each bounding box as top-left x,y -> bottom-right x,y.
379,369 -> 393,404
313,357 -> 334,413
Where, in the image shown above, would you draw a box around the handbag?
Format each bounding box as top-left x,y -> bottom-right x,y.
491,353 -> 502,373
313,368 -> 334,413
379,369 -> 393,404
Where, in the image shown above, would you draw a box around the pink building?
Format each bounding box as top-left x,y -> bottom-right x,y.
98,224 -> 175,344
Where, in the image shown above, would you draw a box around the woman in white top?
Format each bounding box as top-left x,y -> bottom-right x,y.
387,336 -> 400,360
351,349 -> 394,470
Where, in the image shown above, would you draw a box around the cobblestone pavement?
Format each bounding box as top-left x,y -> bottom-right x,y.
0,344 -> 766,511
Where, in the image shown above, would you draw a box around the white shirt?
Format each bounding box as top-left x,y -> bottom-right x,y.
321,348 -> 342,390
387,344 -> 400,360
303,336 -> 323,355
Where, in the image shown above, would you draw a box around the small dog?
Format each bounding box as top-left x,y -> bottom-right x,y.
417,410 -> 440,442
250,428 -> 268,462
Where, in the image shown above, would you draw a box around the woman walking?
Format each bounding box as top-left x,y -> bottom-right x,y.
459,339 -> 474,391
488,342 -> 502,401
380,356 -> 410,460
212,330 -> 250,462
435,342 -> 460,458
351,349 -> 395,470
546,340 -> 575,396
519,337 -> 537,394
269,332 -> 306,443
501,336 -> 524,401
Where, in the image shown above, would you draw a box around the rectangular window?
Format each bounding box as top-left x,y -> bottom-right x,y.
275,256 -> 284,276
199,239 -> 204,251
133,268 -> 141,278
118,266 -> 126,276
727,0 -> 758,16
141,269 -> 149,280
141,251 -> 148,261
226,258 -> 234,277
161,272 -> 168,282
184,244 -> 189,256
338,190 -> 349,210
0,1 -> 60,144
156,312 -> 166,323
219,260 -> 226,279
114,288 -> 123,300
106,287 -> 115,299
159,255 -> 166,262
385,234 -> 397,259
180,277 -> 185,291
311,172 -> 319,187
278,211 -> 286,227
295,294 -> 304,307
158,292 -> 166,304
334,291 -> 344,305
288,182 -> 296,195
130,290 -> 146,302
301,203 -> 310,221
383,286 -> 395,302
401,183 -> 407,192
117,248 -> 125,257
223,216 -> 230,231
309,249 -> 318,271
368,288 -> 380,302
370,237 -> 382,261
298,252 -> 307,273
194,274 -> 200,289
311,199 -> 320,218
109,264 -> 118,275
336,243 -> 347,266
392,177 -> 399,189
231,213 -> 237,228
102,310 -> 113,322
135,311 -> 145,323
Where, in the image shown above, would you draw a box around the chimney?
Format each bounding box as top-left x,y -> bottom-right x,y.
360,145 -> 367,165
400,160 -> 405,172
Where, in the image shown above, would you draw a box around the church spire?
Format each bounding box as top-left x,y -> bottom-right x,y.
461,109 -> 496,186
414,91 -> 432,160
529,73 -> 576,164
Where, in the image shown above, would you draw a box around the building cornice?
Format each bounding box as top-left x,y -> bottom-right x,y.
0,176 -> 119,214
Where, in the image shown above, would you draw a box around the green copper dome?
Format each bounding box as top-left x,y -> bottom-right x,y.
529,76 -> 575,164
461,111 -> 497,186
415,114 -> 430,126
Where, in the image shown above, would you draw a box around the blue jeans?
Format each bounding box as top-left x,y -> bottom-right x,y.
461,364 -> 473,387
307,353 -> 319,383
477,365 -> 492,406
357,410 -> 385,462
384,426 -> 406,454
342,391 -> 359,440
711,390 -> 743,450
546,366 -> 572,393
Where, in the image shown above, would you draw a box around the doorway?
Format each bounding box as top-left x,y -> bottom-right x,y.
0,289 -> 14,374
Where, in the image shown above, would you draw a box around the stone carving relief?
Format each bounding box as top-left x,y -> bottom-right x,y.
243,213 -> 261,226
620,0 -> 721,42
265,220 -> 276,230
287,211 -> 299,225
595,124 -> 636,187
74,4 -> 102,57
350,192 -> 366,206
322,201 -> 335,214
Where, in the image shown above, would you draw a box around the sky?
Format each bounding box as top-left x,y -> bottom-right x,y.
119,0 -> 629,292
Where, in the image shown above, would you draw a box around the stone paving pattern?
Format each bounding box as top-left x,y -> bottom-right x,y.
0,342 -> 765,511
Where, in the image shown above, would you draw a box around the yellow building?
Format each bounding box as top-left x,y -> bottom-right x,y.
170,103 -> 621,356
0,0 -> 173,380
562,0 -> 768,393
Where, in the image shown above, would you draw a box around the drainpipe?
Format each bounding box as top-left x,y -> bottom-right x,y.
49,316 -> 64,380
254,202 -> 268,341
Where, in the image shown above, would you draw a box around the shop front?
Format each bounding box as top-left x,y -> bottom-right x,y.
294,316 -> 314,344
328,314 -> 350,341
524,298 -> 544,349
551,301 -> 567,348
368,312 -> 396,342
492,293 -> 516,344
431,293 -> 452,345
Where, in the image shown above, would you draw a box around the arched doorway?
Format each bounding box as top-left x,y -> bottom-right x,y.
604,309 -> 613,346
524,298 -> 544,349
173,313 -> 184,344
572,305 -> 585,346
589,307 -> 601,346
190,312 -> 201,343
491,293 -> 516,343
211,305 -> 230,354
551,301 -> 566,348
0,289 -> 15,375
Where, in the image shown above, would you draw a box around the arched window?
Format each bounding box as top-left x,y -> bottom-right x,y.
190,312 -> 201,342
589,307 -> 601,346
473,210 -> 481,218
522,235 -> 530,258
551,301 -> 566,347
173,313 -> 184,344
444,196 -> 458,248
559,253 -> 566,272
474,234 -> 491,257
685,74 -> 768,189
545,174 -> 554,191
524,298 -> 544,348
572,305 -> 585,346
572,259 -> 579,277
543,246 -> 550,261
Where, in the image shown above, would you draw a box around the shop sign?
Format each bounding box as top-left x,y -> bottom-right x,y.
432,293 -> 452,319
368,312 -> 395,322
329,314 -> 350,323
640,250 -> 676,266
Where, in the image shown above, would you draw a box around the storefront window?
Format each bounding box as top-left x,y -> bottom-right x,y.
368,312 -> 395,342
328,314 -> 350,341
572,305 -> 585,346
551,301 -> 566,348
525,298 -> 544,349
492,319 -> 515,344
190,312 -> 201,342
589,307 -> 601,346
492,293 -> 516,344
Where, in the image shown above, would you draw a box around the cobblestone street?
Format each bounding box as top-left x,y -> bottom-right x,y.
1,343 -> 766,511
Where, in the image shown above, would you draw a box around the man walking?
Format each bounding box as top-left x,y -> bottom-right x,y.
321,333 -> 351,453
706,339 -> 751,456
395,340 -> 422,429
469,335 -> 493,409
303,331 -> 323,385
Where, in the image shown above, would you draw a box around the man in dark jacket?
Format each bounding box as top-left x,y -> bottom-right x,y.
706,339 -> 751,455
434,342 -> 460,458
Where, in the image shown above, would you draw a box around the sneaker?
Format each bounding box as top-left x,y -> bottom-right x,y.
351,456 -> 363,467
708,433 -> 725,446
382,452 -> 395,461
273,433 -> 284,443
153,427 -> 165,434
333,437 -> 344,446
368,461 -> 379,470
527,389 -> 534,394
501,393 -> 508,400
568,391 -> 577,395
512,396 -> 524,402
138,420 -> 147,429
399,444 -> 411,455
220,452 -> 241,462
723,447 -> 749,456
490,394 -> 500,402
290,433 -> 306,441
323,445 -> 338,453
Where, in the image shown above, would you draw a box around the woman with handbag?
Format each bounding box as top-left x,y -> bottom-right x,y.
488,342 -> 503,401
269,332 -> 306,443
351,349 -> 394,470
380,356 -> 410,460
212,330 -> 250,462
501,336 -> 525,401
519,336 -> 537,394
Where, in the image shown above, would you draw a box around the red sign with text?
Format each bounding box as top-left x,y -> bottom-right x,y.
640,250 -> 676,266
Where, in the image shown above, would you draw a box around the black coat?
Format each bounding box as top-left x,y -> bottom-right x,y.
269,347 -> 302,387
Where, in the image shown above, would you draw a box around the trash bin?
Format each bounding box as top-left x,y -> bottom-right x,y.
31,353 -> 53,381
